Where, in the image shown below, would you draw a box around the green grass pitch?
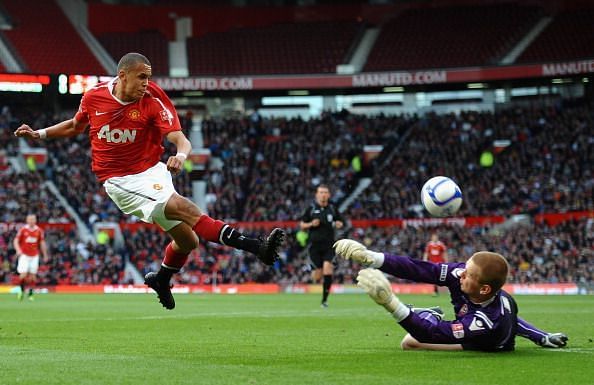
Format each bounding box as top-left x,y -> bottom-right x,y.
1,293 -> 593,385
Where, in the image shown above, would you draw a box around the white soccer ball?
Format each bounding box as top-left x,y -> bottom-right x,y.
421,176 -> 463,217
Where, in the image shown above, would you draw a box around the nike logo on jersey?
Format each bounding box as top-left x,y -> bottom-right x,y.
95,110 -> 110,116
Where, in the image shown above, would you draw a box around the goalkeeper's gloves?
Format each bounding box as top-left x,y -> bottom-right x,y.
334,239 -> 384,268
356,268 -> 410,321
539,333 -> 568,348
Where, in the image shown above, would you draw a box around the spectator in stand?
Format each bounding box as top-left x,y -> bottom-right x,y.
14,52 -> 284,310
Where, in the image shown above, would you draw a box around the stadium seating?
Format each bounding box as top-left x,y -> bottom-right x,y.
1,0 -> 104,74
187,21 -> 362,75
517,9 -> 594,63
364,4 -> 541,71
98,31 -> 169,75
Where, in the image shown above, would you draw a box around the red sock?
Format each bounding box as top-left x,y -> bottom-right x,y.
192,214 -> 225,243
162,242 -> 190,270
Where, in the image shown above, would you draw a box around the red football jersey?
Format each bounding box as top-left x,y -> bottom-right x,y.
16,225 -> 44,257
74,79 -> 182,181
425,241 -> 447,263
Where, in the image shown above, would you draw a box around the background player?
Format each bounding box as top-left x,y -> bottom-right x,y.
334,239 -> 568,351
14,52 -> 284,310
300,184 -> 345,308
423,233 -> 448,296
13,214 -> 48,301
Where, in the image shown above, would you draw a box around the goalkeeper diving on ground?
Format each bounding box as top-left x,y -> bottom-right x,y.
334,239 -> 568,352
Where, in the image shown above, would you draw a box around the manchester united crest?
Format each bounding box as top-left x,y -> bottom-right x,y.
128,109 -> 141,120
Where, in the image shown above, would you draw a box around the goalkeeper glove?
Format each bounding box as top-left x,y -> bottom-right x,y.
334,239 -> 384,267
539,333 -> 568,348
356,269 -> 410,321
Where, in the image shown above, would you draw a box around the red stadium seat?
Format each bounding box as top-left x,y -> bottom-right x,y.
1,0 -> 104,74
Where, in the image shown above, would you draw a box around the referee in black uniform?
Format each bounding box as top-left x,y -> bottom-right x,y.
299,184 -> 345,308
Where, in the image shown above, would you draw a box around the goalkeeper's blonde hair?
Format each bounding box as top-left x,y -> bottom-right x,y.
471,251 -> 509,293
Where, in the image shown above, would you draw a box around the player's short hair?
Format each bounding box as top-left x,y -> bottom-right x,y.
117,53 -> 151,72
316,184 -> 330,192
472,251 -> 509,293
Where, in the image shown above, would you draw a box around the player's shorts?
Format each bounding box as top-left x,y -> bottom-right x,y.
104,162 -> 182,231
17,254 -> 39,275
308,245 -> 335,269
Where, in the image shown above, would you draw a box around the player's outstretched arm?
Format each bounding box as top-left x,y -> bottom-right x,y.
517,317 -> 568,348
357,269 -> 410,318
14,119 -> 86,140
334,239 -> 384,268
539,333 -> 568,348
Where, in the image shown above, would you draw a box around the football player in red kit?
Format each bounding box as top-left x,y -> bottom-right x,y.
423,233 -> 448,296
15,53 -> 284,310
13,214 -> 48,301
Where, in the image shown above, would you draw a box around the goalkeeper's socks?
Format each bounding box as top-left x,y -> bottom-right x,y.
322,274 -> 332,303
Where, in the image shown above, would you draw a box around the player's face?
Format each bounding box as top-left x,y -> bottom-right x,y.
315,187 -> 330,206
459,259 -> 482,296
26,215 -> 36,226
120,63 -> 152,102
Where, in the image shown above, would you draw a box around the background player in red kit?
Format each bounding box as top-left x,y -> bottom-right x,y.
13,214 -> 48,301
14,52 -> 284,310
423,233 -> 447,296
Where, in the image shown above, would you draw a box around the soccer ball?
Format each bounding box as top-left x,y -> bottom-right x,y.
421,176 -> 463,217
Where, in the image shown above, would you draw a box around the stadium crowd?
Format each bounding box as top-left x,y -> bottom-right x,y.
0,101 -> 592,287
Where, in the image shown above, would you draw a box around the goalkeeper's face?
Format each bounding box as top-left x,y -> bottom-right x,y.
459,260 -> 483,296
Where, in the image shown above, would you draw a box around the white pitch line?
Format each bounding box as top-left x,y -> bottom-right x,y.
1,308 -> 381,323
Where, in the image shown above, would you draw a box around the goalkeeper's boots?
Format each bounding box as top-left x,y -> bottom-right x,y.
256,228 -> 285,266
408,305 -> 444,321
144,272 -> 175,310
539,333 -> 568,348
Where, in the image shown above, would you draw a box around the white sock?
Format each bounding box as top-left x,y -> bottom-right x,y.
368,251 -> 385,268
391,302 -> 411,322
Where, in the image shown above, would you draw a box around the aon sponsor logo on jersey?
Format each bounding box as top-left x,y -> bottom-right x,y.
97,125 -> 137,143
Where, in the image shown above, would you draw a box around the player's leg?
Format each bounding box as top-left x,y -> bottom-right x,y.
321,257 -> 334,308
18,273 -> 26,301
401,333 -> 463,351
164,193 -> 284,265
27,273 -> 36,300
309,247 -> 322,283
27,257 -> 39,300
433,284 -> 439,296
311,268 -> 322,283
16,255 -> 27,301
144,222 -> 198,310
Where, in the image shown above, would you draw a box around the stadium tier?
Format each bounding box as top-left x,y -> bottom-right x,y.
1,0 -> 104,74
98,30 -> 169,76
364,4 -> 542,71
187,21 -> 362,75
517,9 -> 594,63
